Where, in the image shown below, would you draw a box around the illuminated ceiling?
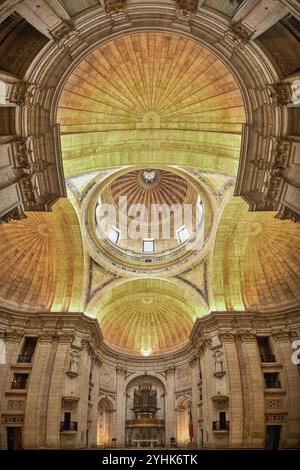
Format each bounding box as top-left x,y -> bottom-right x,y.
0,31 -> 300,357
57,32 -> 245,177
89,278 -> 206,356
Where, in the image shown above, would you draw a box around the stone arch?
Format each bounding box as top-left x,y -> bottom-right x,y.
176,394 -> 193,446
97,396 -> 114,447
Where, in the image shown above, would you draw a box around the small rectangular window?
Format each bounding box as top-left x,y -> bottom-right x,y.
176,225 -> 190,243
264,372 -> 281,389
143,239 -> 154,253
108,226 -> 121,244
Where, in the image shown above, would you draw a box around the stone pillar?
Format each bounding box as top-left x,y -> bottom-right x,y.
165,366 -> 176,446
0,332 -> 23,449
238,333 -> 265,448
89,356 -> 102,447
272,331 -> 300,448
23,334 -> 56,448
220,333 -> 244,448
190,355 -> 199,446
46,335 -> 72,448
115,366 -> 126,446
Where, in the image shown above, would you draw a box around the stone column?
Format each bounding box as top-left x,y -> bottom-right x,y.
190,355 -> 199,446
220,333 -> 244,448
238,333 -> 265,448
23,334 -> 55,448
272,331 -> 300,448
46,335 -> 72,448
0,331 -> 23,449
165,366 -> 176,446
115,366 -> 126,446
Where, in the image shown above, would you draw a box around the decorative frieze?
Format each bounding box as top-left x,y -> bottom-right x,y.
265,413 -> 287,424
7,400 -> 25,410
2,415 -> 24,424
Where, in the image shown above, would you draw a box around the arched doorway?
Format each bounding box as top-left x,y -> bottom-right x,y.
125,375 -> 165,448
176,396 -> 192,447
97,398 -> 113,447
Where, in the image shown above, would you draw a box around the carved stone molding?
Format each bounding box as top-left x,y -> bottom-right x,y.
218,333 -> 235,343
116,366 -> 126,376
175,0 -> 199,15
8,400 -> 25,410
59,334 -> 74,344
49,19 -> 75,45
271,330 -> 292,342
225,22 -> 253,47
38,334 -> 53,343
104,0 -> 127,14
5,332 -> 23,343
267,83 -> 293,106
265,413 -> 287,424
239,332 -> 256,343
8,81 -> 36,107
2,415 -> 24,424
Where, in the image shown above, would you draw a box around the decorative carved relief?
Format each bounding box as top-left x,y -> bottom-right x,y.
239,332 -> 256,343
266,399 -> 281,409
67,349 -> 80,378
265,414 -> 287,424
104,0 -> 127,14
219,333 -> 235,343
2,415 -> 24,424
8,81 -> 36,107
49,20 -> 75,45
8,400 -> 25,410
213,349 -> 226,378
225,22 -> 253,47
175,0 -> 199,15
267,83 -> 293,106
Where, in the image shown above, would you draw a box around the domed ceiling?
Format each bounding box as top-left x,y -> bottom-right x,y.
57,32 -> 245,177
88,278 -> 207,356
108,169 -> 191,221
1,31 -> 299,358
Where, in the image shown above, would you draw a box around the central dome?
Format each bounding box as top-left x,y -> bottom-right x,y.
109,169 -> 189,221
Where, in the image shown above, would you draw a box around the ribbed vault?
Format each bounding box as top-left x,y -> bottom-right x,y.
58,32 -> 245,177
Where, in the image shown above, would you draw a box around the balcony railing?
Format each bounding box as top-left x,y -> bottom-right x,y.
260,354 -> 276,363
265,380 -> 281,389
11,380 -> 27,389
60,421 -> 78,432
17,354 -> 33,363
212,421 -> 230,431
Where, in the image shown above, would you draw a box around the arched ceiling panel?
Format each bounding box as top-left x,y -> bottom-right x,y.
0,199 -> 84,312
212,197 -> 300,311
57,32 -> 245,177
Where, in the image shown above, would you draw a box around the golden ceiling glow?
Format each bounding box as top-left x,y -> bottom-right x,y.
212,197 -> 300,311
58,32 -> 245,177
89,278 -> 207,356
0,199 -> 84,312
